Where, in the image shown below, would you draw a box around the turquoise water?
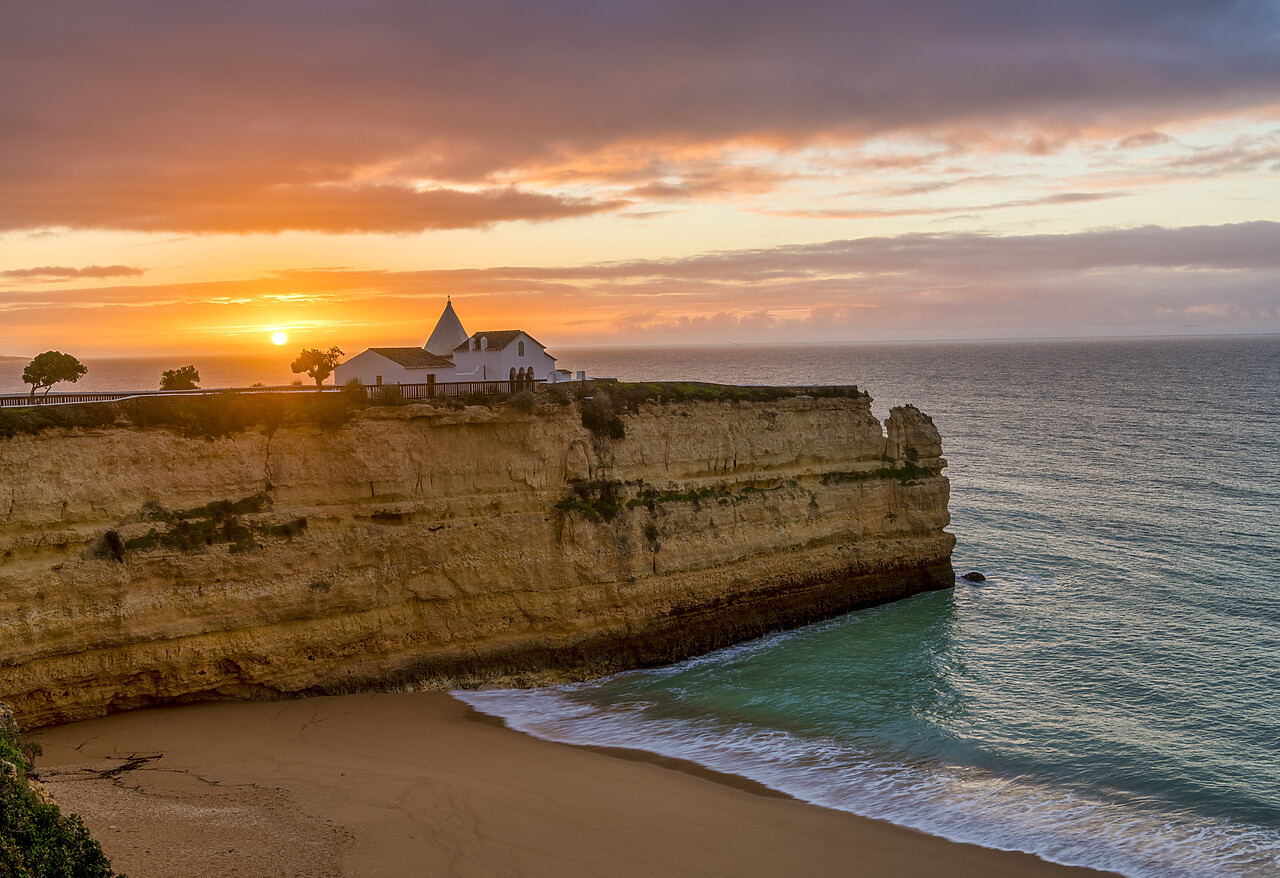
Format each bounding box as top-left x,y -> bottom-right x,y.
459,336 -> 1280,877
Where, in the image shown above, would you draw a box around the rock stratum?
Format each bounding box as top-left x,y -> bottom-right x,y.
0,393 -> 954,728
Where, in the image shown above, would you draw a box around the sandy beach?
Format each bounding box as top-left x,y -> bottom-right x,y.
29,691 -> 1119,878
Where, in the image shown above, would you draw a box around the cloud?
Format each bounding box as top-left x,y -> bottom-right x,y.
2,264 -> 145,280
2,2 -> 1277,233
5,221 -> 1276,353
626,166 -> 792,200
1,183 -> 621,234
1115,131 -> 1175,150
772,190 -> 1134,220
1159,130 -> 1280,178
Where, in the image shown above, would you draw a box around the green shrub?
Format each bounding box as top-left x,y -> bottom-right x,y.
508,391 -> 538,413
463,389 -> 510,408
1,705 -> 121,877
118,393 -> 357,438
101,493 -> 308,559
554,480 -> 624,522
625,485 -> 730,510
0,404 -> 118,439
580,391 -> 625,440
375,384 -> 404,406
820,460 -> 934,486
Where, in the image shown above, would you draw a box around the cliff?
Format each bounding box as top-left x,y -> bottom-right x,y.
0,392 -> 954,728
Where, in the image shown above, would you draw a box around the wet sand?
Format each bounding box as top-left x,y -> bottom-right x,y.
34,691 -> 1116,878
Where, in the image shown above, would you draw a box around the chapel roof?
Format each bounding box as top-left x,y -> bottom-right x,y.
368,347 -> 455,369
424,299 -> 469,356
454,330 -> 546,352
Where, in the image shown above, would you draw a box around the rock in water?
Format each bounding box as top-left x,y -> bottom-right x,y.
961,571 -> 986,582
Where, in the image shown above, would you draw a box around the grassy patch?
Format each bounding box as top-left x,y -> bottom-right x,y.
558,478 -> 792,522
554,480 -> 624,522
0,404 -> 118,439
567,380 -> 867,441
595,380 -> 796,411
3,380 -> 867,442
583,379 -> 866,410
100,492 -> 307,558
820,460 -> 935,486
626,486 -> 731,510
120,392 -> 358,438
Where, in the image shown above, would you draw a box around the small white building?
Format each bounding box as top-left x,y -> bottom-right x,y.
334,299 -> 563,391
333,347 -> 456,388
452,330 -> 557,387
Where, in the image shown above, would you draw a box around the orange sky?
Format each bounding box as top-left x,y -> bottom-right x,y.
2,2 -> 1279,356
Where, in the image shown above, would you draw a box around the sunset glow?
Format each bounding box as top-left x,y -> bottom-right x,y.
271,331 -> 288,346
2,2 -> 1278,356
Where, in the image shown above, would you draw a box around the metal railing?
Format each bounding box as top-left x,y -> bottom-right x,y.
0,379 -> 551,409
362,379 -> 545,401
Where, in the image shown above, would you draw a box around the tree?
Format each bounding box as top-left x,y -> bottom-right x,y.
290,346 -> 344,388
23,351 -> 87,400
159,365 -> 200,390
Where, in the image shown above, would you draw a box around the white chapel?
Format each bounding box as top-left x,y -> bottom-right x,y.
333,299 -> 562,390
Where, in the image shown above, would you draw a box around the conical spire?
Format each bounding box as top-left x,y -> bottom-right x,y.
424,298 -> 468,355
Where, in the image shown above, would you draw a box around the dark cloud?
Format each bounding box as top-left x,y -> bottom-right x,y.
256,221 -> 1280,293
1,264 -> 145,280
594,220 -> 1280,279
1,1 -> 1277,233
0,182 -> 620,234
1115,131 -> 1175,150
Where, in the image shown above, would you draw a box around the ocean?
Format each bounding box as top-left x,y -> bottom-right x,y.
0,354 -> 306,396
459,336 -> 1280,878
7,337 -> 1280,875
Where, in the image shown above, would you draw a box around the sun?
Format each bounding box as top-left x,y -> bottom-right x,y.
271,331 -> 288,346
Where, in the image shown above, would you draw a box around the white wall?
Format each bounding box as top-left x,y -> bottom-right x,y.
333,350 -> 455,387
452,332 -> 557,383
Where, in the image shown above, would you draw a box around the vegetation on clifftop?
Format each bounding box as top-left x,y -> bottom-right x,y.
0,393 -> 359,440
0,404 -> 118,439
570,380 -> 867,440
1,705 -> 120,877
0,379 -> 868,442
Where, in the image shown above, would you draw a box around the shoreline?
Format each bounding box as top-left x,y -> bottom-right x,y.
32,691 -> 1119,878
462,703 -> 795,801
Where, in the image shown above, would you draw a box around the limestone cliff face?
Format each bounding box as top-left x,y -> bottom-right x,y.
0,395 -> 954,728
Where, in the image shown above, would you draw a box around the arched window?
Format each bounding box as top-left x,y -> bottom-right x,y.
518,340 -> 525,357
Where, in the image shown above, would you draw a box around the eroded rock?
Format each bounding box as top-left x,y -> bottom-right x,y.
1,396 -> 954,728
